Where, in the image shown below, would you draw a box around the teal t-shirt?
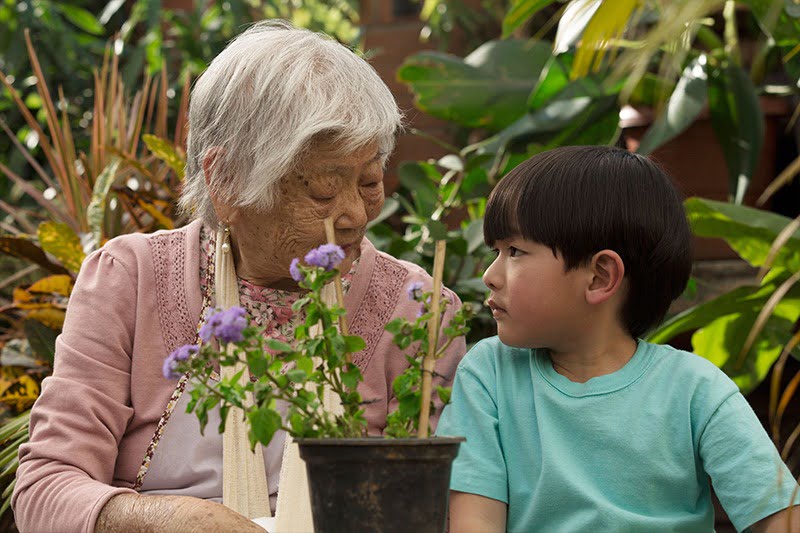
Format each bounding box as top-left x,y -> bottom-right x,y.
436,337 -> 798,532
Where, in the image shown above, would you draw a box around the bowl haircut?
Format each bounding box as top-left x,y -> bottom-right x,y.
484,145 -> 693,338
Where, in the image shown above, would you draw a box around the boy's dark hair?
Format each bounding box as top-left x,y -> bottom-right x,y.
484,145 -> 692,338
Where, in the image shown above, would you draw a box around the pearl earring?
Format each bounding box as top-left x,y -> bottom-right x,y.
221,224 -> 231,254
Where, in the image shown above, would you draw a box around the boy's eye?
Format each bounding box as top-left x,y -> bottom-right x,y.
509,246 -> 521,257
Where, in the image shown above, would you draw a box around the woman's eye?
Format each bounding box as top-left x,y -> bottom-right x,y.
311,195 -> 335,202
360,182 -> 380,189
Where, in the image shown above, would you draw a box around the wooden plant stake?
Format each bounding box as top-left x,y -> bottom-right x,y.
418,240 -> 446,438
324,217 -> 351,364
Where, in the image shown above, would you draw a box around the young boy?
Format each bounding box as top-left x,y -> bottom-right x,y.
437,146 -> 799,532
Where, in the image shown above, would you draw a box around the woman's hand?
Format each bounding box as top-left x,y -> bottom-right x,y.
96,493 -> 267,533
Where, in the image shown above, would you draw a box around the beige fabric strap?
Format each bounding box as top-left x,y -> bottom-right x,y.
215,227 -> 271,519
274,283 -> 343,532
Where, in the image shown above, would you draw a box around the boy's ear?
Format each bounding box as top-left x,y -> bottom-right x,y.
203,147 -> 240,224
585,250 -> 625,305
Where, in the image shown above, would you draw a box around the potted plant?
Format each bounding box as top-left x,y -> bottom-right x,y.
164,239 -> 474,532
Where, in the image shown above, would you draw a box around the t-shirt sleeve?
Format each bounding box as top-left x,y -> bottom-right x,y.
435,347 -> 508,504
699,391 -> 799,532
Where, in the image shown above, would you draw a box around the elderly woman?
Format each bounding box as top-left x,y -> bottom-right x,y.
12,21 -> 465,532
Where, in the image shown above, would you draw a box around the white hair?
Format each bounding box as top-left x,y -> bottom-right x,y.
180,20 -> 403,224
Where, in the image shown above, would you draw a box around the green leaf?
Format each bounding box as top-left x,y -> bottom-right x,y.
648,271 -> 788,344
502,0 -> 558,38
463,219 -> 485,254
685,198 -> 800,269
23,319 -> 57,364
266,339 -> 293,353
435,385 -> 452,405
56,4 -> 105,35
398,40 -> 553,131
707,63 -> 764,204
472,94 -> 618,155
398,162 -> 439,215
37,222 -> 86,274
142,134 -> 186,179
343,335 -> 366,353
86,159 -> 121,248
295,356 -> 313,376
248,406 -> 283,447
527,53 -> 574,111
637,56 -> 708,156
341,365 -> 362,390
246,351 -> 267,377
286,369 -> 307,383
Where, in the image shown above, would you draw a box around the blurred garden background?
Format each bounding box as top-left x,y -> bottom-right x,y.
1,0 -> 799,530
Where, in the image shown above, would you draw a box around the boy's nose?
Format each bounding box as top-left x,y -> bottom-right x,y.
483,258 -> 502,290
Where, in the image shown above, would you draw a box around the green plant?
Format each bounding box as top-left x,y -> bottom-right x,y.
647,197 -> 800,465
0,35 -> 189,519
502,0 -> 800,202
170,242 -> 473,446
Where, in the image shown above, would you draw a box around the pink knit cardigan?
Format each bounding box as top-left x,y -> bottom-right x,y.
12,220 -> 466,533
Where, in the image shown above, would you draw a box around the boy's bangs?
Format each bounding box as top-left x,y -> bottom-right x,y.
484,181 -> 522,247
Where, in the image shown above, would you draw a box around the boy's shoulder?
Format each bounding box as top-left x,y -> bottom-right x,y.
643,341 -> 739,400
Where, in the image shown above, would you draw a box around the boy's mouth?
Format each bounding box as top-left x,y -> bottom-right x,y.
487,298 -> 507,317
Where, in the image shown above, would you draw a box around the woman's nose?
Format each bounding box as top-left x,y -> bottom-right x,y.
483,257 -> 502,290
336,187 -> 368,229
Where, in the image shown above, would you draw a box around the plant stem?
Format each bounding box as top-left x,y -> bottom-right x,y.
418,240 -> 446,438
722,0 -> 740,66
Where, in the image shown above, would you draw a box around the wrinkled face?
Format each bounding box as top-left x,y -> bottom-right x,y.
483,236 -> 586,349
228,141 -> 385,289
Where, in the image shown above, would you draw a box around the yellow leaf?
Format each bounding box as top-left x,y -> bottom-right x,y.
37,222 -> 86,273
0,367 -> 24,397
0,375 -> 40,411
12,287 -> 48,310
142,134 -> 186,180
27,275 -> 73,296
138,199 -> 175,230
26,308 -> 66,329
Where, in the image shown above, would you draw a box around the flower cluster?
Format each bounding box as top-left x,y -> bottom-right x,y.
199,306 -> 247,344
162,243 -> 368,445
290,243 -> 346,283
162,344 -> 198,380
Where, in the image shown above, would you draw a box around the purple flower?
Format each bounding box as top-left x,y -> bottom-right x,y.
163,344 -> 198,379
407,281 -> 424,301
200,307 -> 247,344
304,244 -> 345,271
290,258 -> 304,283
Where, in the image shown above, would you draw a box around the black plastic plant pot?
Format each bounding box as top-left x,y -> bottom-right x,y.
295,437 -> 464,533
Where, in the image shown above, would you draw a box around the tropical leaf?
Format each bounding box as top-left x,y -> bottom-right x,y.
28,275 -> 73,296
707,63 -> 764,204
86,159 -> 121,248
142,134 -> 186,180
685,198 -> 800,270
571,0 -> 640,78
0,235 -> 69,274
502,0 -> 558,38
637,55 -> 708,155
0,374 -> 40,411
37,222 -> 86,273
26,308 -> 67,330
23,319 -> 58,364
55,4 -> 105,35
137,199 -> 175,230
398,40 -> 554,131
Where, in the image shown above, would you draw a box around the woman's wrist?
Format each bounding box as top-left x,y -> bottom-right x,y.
95,493 -> 265,533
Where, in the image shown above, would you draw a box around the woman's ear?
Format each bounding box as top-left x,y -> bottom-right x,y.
585,250 -> 626,306
202,148 -> 240,224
